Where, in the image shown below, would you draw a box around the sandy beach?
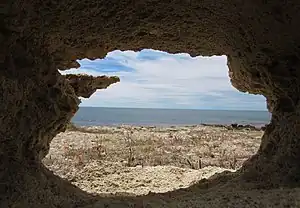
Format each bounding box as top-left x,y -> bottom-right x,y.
43,124 -> 263,196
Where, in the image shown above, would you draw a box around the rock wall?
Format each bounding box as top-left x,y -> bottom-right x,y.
2,0 -> 300,206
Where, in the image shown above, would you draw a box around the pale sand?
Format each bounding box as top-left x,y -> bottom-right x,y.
43,125 -> 300,207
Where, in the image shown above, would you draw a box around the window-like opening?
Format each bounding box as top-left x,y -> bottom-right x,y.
43,49 -> 270,195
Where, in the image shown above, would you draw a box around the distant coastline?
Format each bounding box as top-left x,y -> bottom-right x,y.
68,122 -> 267,132
200,123 -> 267,131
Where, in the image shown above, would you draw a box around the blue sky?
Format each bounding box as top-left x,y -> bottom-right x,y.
61,49 -> 267,111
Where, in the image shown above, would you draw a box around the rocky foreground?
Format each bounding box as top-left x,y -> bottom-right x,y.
42,125 -> 300,207
43,124 -> 263,195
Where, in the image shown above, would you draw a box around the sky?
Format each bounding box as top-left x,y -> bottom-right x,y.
60,49 -> 267,111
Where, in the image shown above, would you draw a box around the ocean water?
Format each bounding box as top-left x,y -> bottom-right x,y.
72,107 -> 271,127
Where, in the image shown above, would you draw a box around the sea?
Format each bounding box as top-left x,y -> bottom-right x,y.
71,107 -> 271,127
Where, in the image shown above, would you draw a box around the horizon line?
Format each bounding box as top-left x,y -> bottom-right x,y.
78,106 -> 269,112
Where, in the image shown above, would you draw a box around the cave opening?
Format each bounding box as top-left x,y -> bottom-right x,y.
42,49 -> 271,196
3,1 -> 300,206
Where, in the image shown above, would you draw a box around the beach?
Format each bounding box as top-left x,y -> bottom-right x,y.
43,124 -> 263,196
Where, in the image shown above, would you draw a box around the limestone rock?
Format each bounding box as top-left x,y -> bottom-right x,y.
2,0 -> 300,207
64,74 -> 120,98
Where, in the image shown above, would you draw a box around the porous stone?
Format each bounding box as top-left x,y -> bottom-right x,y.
2,0 -> 300,207
64,74 -> 120,98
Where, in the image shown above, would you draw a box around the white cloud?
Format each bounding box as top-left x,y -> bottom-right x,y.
61,50 -> 267,110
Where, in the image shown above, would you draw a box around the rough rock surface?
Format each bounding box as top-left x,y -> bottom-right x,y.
64,74 -> 120,98
2,0 -> 300,207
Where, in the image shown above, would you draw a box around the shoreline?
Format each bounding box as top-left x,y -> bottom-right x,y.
69,122 -> 267,131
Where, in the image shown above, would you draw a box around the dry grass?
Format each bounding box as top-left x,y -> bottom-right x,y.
43,125 -> 262,180
53,125 -> 262,170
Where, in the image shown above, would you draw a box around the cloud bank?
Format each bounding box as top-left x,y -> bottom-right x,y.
61,49 -> 267,111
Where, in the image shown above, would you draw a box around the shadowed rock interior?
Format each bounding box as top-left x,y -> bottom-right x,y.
1,0 -> 300,207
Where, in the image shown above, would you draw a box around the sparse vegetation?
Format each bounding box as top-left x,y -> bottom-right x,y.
122,130 -> 135,167
52,124 -> 263,169
66,122 -> 113,134
43,125 -> 263,195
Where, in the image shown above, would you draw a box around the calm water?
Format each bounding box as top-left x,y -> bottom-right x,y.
72,107 -> 271,127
